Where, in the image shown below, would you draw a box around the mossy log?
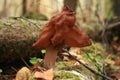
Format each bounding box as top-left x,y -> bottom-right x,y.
0,17 -> 45,65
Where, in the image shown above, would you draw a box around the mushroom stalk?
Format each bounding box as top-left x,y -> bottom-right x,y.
43,45 -> 58,69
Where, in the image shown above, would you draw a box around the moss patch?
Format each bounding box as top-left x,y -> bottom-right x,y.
25,12 -> 48,20
54,70 -> 82,80
55,61 -> 96,80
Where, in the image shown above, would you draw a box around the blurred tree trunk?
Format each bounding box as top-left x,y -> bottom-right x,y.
113,0 -> 120,17
23,0 -> 27,15
64,0 -> 78,11
1,0 -> 7,16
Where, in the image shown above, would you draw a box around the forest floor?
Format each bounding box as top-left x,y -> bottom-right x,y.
0,18 -> 120,80
0,43 -> 120,80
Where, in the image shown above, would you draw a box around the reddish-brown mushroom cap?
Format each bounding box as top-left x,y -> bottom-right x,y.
65,25 -> 91,47
33,6 -> 91,50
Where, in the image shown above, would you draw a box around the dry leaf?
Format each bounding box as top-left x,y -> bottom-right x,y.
15,67 -> 31,80
115,59 -> 120,66
33,68 -> 54,80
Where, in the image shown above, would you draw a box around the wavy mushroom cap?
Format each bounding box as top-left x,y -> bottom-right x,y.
33,6 -> 91,49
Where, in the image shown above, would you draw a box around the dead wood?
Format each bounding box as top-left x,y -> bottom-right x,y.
0,17 -> 45,65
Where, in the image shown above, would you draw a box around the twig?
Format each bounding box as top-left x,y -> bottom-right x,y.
0,74 -> 15,80
0,19 -> 15,28
20,56 -> 32,70
100,10 -> 110,80
85,52 -> 103,72
107,21 -> 120,29
94,1 -> 111,80
0,17 -> 42,30
95,0 -> 102,25
62,48 -> 112,80
91,43 -> 105,73
9,16 -> 42,30
11,67 -> 18,72
21,17 -> 42,30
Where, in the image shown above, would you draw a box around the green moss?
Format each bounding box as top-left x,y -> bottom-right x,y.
8,18 -> 16,23
80,43 -> 105,80
18,18 -> 29,27
81,43 -> 104,65
55,61 -> 96,80
0,22 -> 5,29
25,12 -> 48,20
54,70 -> 82,80
55,61 -> 73,69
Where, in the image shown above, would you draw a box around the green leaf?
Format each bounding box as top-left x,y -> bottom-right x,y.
111,65 -> 119,69
29,57 -> 40,64
41,49 -> 46,54
0,69 -> 3,73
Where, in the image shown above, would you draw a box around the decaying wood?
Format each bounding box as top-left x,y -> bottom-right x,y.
0,18 -> 44,65
64,0 -> 78,11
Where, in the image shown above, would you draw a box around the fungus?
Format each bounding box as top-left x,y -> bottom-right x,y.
33,6 -> 91,80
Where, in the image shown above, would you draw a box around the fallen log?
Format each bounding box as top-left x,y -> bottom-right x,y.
0,17 -> 45,65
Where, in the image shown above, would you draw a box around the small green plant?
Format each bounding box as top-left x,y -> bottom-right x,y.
0,69 -> 3,73
29,57 -> 41,65
19,19 -> 28,27
41,49 -> 46,54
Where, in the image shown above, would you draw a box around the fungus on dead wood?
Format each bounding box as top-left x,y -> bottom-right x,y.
33,6 -> 91,80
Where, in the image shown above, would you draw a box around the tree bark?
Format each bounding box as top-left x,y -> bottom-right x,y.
113,0 -> 120,17
23,0 -> 27,15
0,18 -> 44,65
64,0 -> 78,11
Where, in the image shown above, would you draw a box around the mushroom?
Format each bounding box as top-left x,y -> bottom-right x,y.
33,6 -> 91,79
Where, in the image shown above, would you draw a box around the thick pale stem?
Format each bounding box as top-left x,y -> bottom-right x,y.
43,45 -> 58,69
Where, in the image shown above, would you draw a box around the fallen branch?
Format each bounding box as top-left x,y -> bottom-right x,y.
62,48 -> 112,80
0,19 -> 15,28
0,17 -> 43,65
9,16 -> 42,30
